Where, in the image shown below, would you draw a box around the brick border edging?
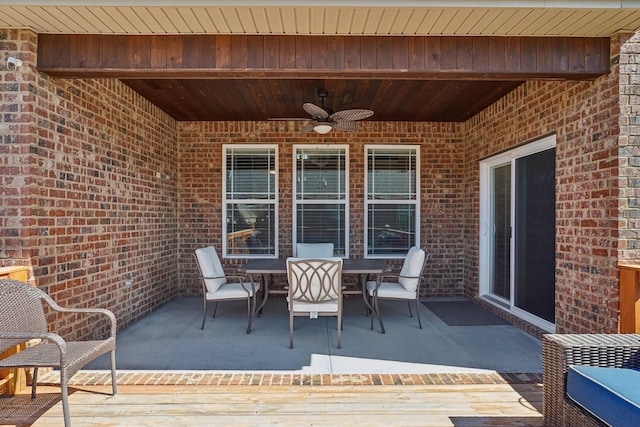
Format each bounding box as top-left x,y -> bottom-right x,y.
39,371 -> 542,387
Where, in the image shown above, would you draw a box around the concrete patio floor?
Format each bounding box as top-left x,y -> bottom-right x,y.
85,296 -> 542,375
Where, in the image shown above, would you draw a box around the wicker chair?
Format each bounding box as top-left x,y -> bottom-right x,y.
0,279 -> 117,427
542,333 -> 640,427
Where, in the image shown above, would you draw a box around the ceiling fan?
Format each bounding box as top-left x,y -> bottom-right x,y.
300,90 -> 374,134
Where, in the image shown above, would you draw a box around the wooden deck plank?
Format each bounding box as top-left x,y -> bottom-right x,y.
3,383 -> 543,426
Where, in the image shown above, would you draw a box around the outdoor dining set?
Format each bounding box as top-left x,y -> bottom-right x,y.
193,243 -> 430,349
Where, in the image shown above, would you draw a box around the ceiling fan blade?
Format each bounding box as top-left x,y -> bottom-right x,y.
300,123 -> 317,133
333,121 -> 359,132
331,109 -> 374,122
303,103 -> 329,119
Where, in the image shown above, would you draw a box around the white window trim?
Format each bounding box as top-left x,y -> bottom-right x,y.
222,144 -> 279,259
364,144 -> 420,259
478,134 -> 556,333
292,144 -> 349,258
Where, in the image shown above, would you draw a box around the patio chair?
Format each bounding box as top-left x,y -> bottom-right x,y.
366,247 -> 429,334
0,278 -> 117,427
286,257 -> 343,349
194,245 -> 260,333
295,243 -> 335,257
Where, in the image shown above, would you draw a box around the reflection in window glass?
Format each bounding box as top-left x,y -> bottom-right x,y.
294,146 -> 348,256
224,146 -> 277,257
366,147 -> 419,257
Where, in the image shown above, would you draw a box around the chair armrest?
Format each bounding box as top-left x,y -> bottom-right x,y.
42,295 -> 117,337
225,275 -> 259,294
542,333 -> 640,427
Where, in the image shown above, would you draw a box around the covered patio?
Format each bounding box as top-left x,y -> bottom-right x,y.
2,296 -> 544,426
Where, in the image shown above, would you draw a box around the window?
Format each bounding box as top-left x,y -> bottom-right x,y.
365,146 -> 419,257
223,145 -> 277,258
293,145 -> 348,257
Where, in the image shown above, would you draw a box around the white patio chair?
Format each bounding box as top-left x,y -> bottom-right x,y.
286,257 -> 343,349
194,246 -> 260,333
295,242 -> 335,258
0,278 -> 117,427
366,247 -> 429,334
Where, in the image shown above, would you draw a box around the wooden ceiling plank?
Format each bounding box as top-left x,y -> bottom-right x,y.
375,37 -> 393,70
328,36 -> 345,70
231,35 -> 249,69
133,36 -> 151,69
311,36 -> 329,70
471,38 -> 489,71
456,37 -> 473,71
392,37 -> 409,70
247,36 -> 265,69
408,37 -> 425,71
295,35 -> 313,70
166,35 -> 184,68
150,36 -> 168,69
84,35 -> 103,69
568,38 -> 586,72
487,37 -> 505,72
344,36 -> 362,70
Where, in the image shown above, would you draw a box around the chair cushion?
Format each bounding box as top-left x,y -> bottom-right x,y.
289,300 -> 339,313
366,281 -> 417,300
567,365 -> 640,427
397,247 -> 425,292
195,246 -> 226,293
206,281 -> 259,300
296,243 -> 334,258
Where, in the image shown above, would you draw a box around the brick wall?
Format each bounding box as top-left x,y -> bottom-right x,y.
1,29 -> 179,338
177,121 -> 466,297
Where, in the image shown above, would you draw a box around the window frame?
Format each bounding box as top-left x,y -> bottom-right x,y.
292,144 -> 349,258
364,144 -> 420,259
222,144 -> 279,259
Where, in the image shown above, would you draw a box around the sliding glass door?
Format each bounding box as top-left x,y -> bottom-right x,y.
479,135 -> 556,331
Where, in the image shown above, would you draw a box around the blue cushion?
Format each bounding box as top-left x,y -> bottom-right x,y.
567,365 -> 640,427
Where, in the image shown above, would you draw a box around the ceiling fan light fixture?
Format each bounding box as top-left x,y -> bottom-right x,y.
313,123 -> 333,134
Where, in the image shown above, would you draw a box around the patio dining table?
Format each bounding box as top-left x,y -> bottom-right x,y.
240,258 -> 391,315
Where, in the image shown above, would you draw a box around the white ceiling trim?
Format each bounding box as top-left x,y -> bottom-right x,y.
0,4 -> 639,36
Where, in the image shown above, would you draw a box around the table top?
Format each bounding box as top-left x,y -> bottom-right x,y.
240,258 -> 390,274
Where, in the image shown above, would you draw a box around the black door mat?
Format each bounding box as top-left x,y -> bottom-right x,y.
422,300 -> 510,326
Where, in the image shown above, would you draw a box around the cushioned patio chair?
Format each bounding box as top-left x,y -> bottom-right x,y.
366,247 -> 429,334
0,278 -> 117,427
543,333 -> 640,427
295,243 -> 335,258
194,245 -> 260,333
286,257 -> 343,349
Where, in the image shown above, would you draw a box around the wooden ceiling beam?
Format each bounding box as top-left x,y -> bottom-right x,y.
37,34 -> 610,80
